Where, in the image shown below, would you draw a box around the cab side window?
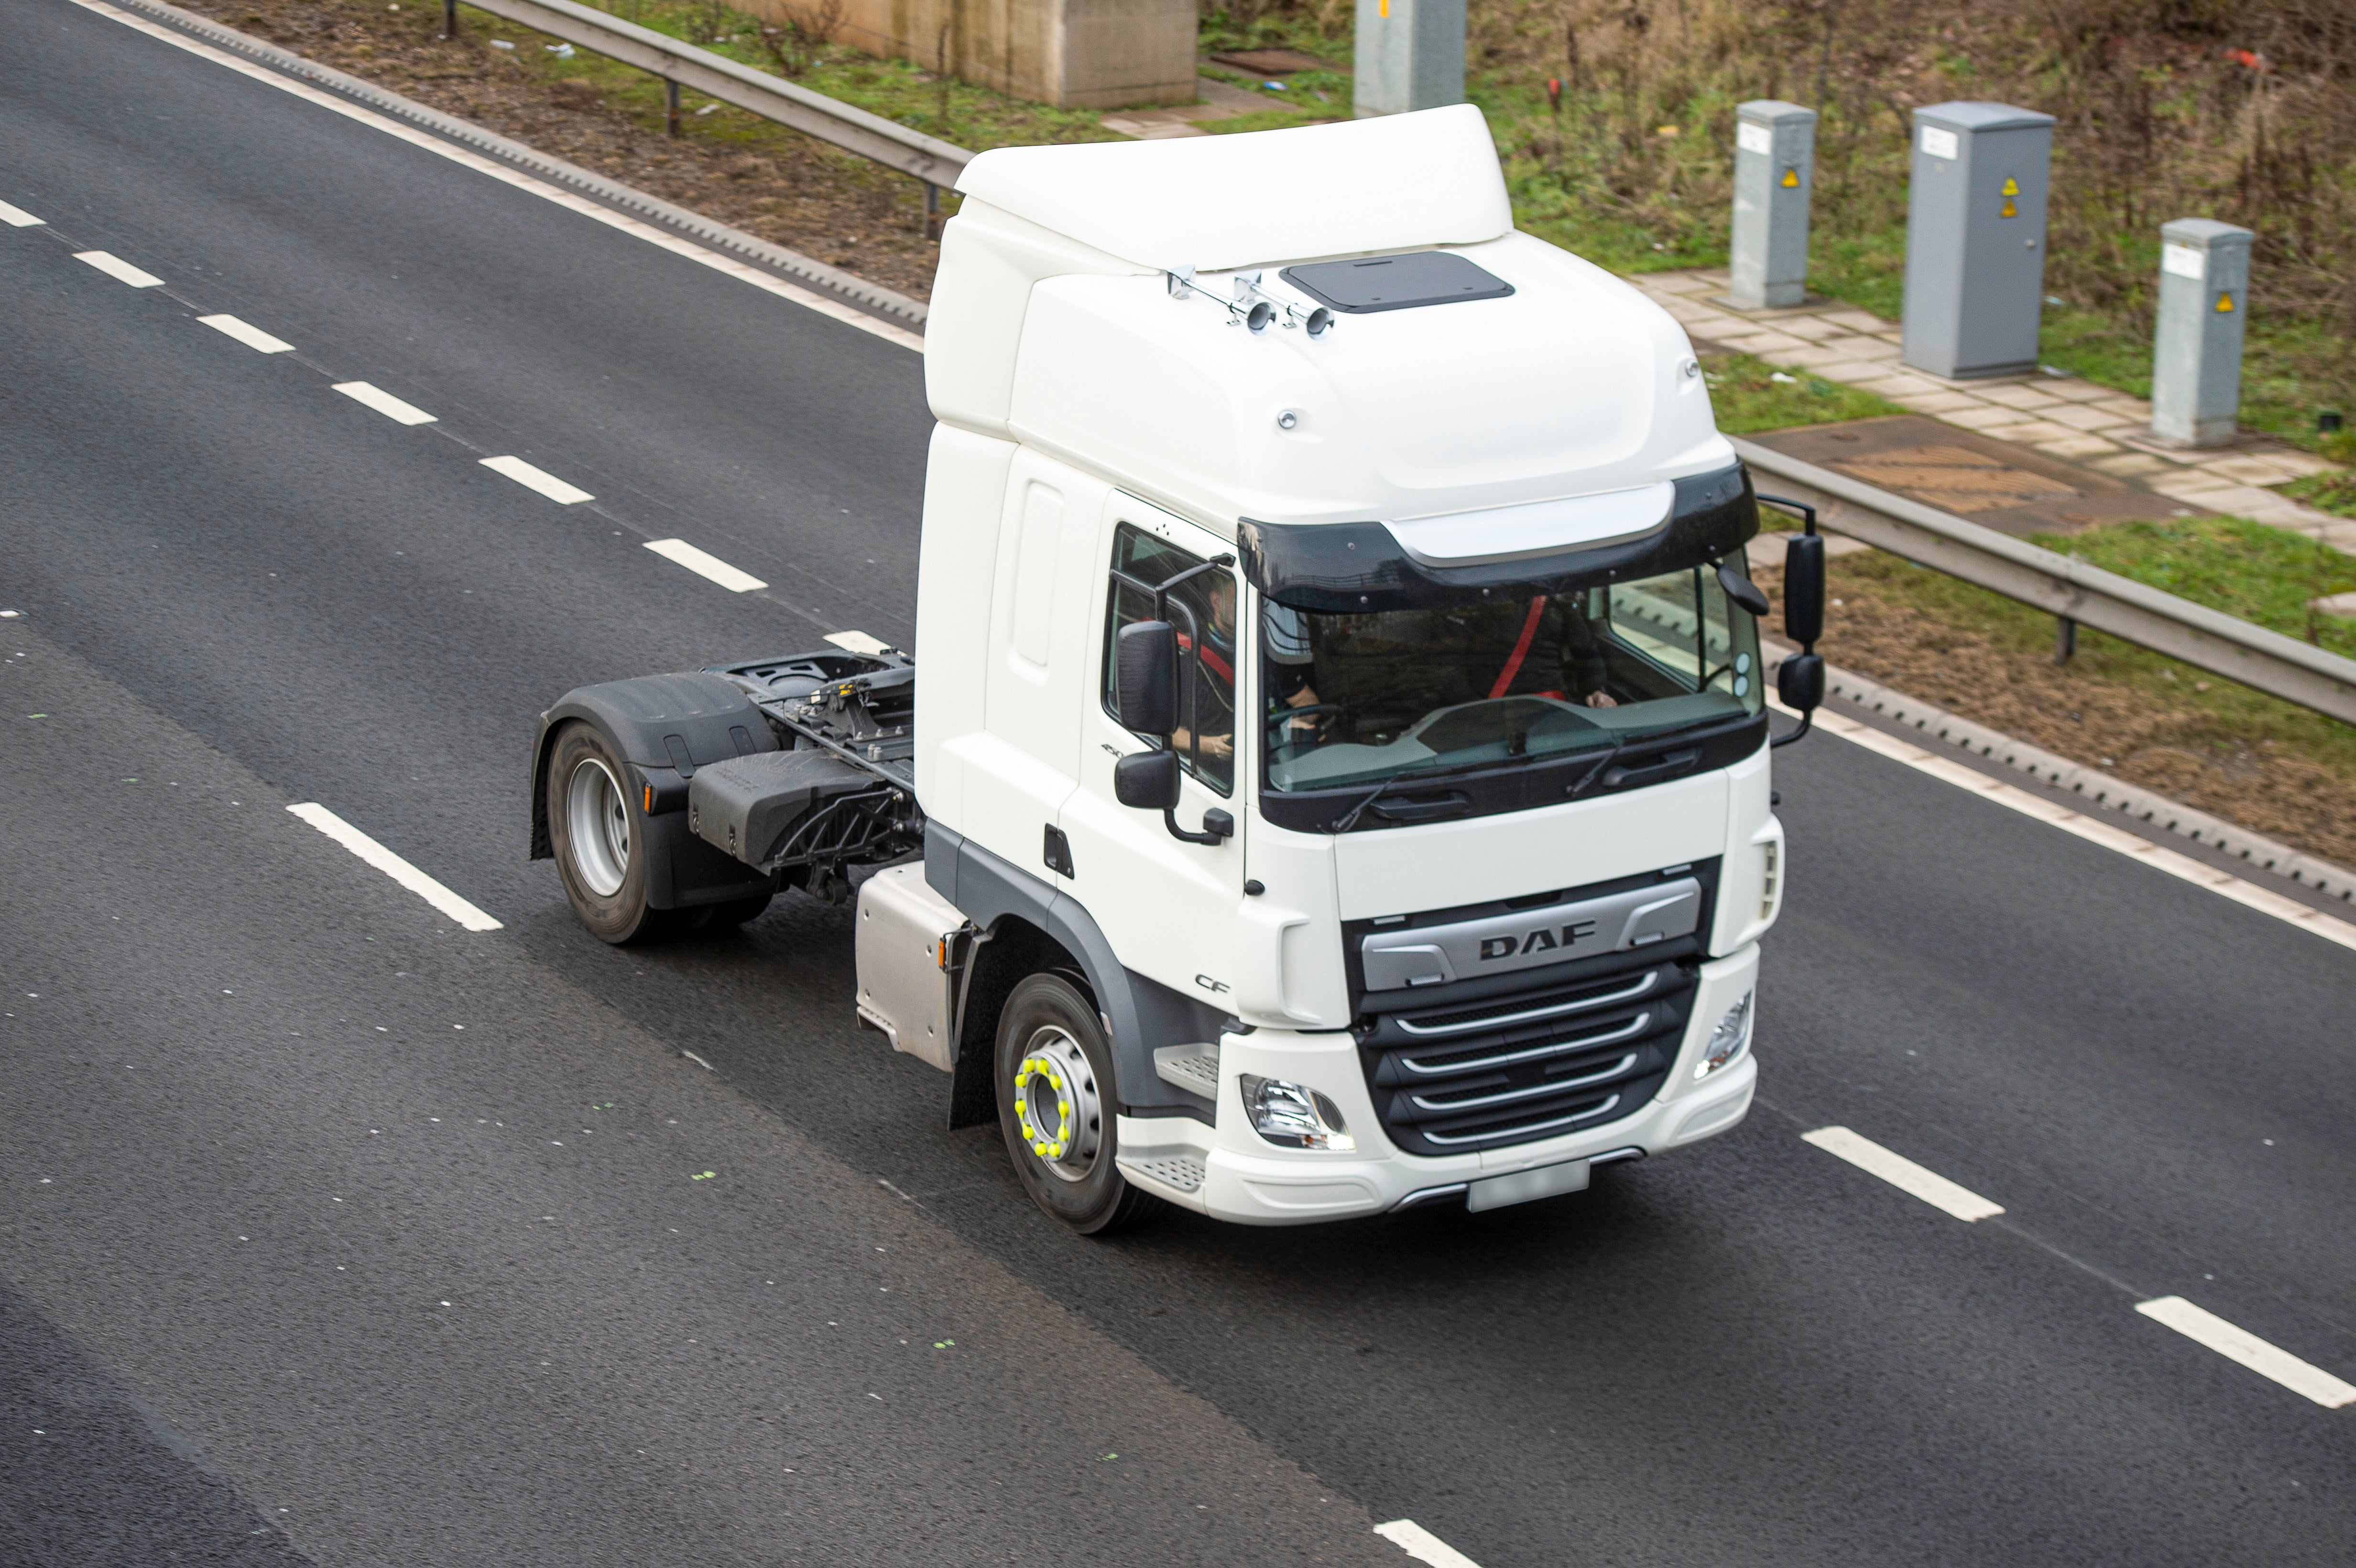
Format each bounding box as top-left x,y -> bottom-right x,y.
1102,522 -> 1235,796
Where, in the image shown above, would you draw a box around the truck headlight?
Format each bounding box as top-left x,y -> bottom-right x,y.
1694,993 -> 1754,1080
1238,1074 -> 1355,1152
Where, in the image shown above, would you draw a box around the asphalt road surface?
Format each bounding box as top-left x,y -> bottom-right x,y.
3,5 -> 2351,1564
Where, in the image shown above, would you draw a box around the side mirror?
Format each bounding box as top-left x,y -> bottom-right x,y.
1116,621 -> 1178,736
1113,748 -> 1182,812
1782,533 -> 1826,646
1777,651 -> 1825,712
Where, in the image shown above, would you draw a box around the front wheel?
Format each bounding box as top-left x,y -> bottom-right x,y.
994,974 -> 1154,1235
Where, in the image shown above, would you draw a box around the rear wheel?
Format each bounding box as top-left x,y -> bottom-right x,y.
994,974 -> 1154,1235
546,721 -> 675,945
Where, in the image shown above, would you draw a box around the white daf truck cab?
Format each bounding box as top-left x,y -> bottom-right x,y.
530,105 -> 1828,1233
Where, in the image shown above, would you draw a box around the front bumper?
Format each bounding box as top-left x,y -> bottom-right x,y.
1116,946 -> 1760,1225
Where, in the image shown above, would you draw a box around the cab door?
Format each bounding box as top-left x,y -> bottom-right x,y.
1056,494 -> 1247,1013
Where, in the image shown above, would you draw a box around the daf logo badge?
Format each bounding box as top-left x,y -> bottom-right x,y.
1480,919 -> 1600,961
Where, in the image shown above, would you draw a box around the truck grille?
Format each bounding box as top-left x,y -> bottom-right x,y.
1359,957 -> 1690,1155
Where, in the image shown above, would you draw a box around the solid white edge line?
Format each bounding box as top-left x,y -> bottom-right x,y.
480,455 -> 594,504
1374,1520 -> 1484,1568
74,249 -> 165,287
824,630 -> 893,656
285,803 -> 503,932
331,380 -> 436,425
196,312 -> 295,353
0,200 -> 43,227
644,538 -> 768,592
70,0 -> 924,354
2136,1296 -> 2356,1409
1800,1126 -> 2005,1223
1776,694 -> 2356,955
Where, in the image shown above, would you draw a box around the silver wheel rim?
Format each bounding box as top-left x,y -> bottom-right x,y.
1013,1026 -> 1103,1183
566,757 -> 631,897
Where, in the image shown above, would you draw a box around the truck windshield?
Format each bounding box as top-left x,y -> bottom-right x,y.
1262,555 -> 1763,793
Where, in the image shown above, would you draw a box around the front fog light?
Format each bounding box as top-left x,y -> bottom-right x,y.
1238,1074 -> 1355,1151
1695,992 -> 1754,1080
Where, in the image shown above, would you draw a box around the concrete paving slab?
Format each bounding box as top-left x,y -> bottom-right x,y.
1976,384 -> 2065,411
1893,391 -> 1992,414
1982,419 -> 2083,445
1812,359 -> 1893,384
1942,404 -> 2029,430
1852,371 -> 1948,399
2047,404 -> 2138,433
2034,436 -> 2125,459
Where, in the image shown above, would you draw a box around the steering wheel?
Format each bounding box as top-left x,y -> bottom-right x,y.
1267,703 -> 1343,733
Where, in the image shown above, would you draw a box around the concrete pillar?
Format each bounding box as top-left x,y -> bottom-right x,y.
1901,102 -> 2055,380
798,0 -> 1196,109
1727,100 -> 1817,309
1353,0 -> 1464,118
2149,218 -> 2254,448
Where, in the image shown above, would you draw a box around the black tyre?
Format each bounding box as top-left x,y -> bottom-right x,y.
994,974 -> 1155,1235
545,721 -> 678,945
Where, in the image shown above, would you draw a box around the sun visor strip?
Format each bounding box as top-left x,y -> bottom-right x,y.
1238,462 -> 1756,613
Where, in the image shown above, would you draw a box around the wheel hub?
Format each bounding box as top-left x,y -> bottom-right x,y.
565,757 -> 631,897
1014,1027 -> 1102,1182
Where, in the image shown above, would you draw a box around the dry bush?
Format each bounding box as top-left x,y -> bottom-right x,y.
757,0 -> 844,77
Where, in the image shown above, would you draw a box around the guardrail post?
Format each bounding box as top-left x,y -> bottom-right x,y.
666,78 -> 681,137
441,0 -> 457,39
923,182 -> 941,241
1727,100 -> 1816,310
2149,218 -> 2254,448
2055,615 -> 2077,664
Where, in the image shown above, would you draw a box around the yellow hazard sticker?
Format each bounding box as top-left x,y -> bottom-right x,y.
2001,176 -> 2020,195
2001,199 -> 2018,218
2216,292 -> 2235,312
1781,167 -> 1800,188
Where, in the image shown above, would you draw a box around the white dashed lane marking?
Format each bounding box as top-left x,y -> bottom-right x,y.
1801,1126 -> 2006,1222
480,455 -> 593,504
644,538 -> 767,592
1376,1520 -> 1483,1568
197,313 -> 295,353
2136,1297 -> 2356,1409
0,200 -> 44,227
75,250 -> 164,287
824,630 -> 894,656
331,381 -> 436,425
286,803 -> 502,932
75,0 -> 925,353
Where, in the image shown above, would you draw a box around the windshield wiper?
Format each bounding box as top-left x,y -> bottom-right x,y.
1566,712 -> 1746,799
1328,757 -> 1505,833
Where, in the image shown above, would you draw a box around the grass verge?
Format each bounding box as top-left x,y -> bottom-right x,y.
1702,354 -> 1907,437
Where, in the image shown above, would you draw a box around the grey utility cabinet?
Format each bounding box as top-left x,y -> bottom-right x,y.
2149,218 -> 2254,447
1727,100 -> 1818,309
1354,0 -> 1465,116
1901,102 -> 2056,380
